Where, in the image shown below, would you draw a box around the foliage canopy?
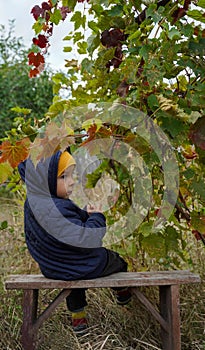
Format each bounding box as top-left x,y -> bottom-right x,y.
1,0 -> 205,268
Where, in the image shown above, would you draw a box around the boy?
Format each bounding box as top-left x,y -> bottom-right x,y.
18,149 -> 131,335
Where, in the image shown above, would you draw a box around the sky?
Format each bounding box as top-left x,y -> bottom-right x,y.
0,0 -> 74,71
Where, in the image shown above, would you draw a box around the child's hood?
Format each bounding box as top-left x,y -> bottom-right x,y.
18,151 -> 61,197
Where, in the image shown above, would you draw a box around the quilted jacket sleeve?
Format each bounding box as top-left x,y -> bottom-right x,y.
45,199 -> 107,248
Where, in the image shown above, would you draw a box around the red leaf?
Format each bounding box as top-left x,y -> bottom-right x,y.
31,3 -> 51,21
81,124 -> 97,146
29,68 -> 40,78
28,52 -> 45,67
0,139 -> 30,168
31,5 -> 43,20
41,2 -> 51,10
60,6 -> 70,20
33,34 -> 48,48
101,29 -> 125,48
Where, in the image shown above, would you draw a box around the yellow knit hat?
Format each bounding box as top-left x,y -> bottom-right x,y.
57,151 -> 76,177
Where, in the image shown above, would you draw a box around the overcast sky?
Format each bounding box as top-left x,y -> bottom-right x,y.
0,0 -> 74,71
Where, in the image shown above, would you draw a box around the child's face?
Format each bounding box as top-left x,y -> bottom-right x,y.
57,165 -> 75,199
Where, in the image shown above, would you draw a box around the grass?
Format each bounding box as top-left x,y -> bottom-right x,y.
0,201 -> 205,350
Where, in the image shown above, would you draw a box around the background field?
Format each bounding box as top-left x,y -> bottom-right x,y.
0,200 -> 204,350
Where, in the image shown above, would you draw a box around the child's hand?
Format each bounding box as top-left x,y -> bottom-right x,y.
87,203 -> 103,214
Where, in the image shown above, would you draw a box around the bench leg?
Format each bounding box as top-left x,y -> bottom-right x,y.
20,288 -> 72,350
21,289 -> 38,350
159,285 -> 181,350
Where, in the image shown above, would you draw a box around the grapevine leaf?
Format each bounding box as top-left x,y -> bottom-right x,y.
33,34 -> 48,48
63,46 -> 72,52
0,139 -> 30,168
71,11 -> 83,30
29,68 -> 40,78
62,0 -> 77,11
28,52 -> 45,67
11,107 -> 32,115
191,212 -> 205,233
197,0 -> 205,8
187,10 -> 205,23
141,233 -> 166,259
49,8 -> 62,25
77,42 -> 88,54
32,20 -> 45,35
0,163 -> 13,183
31,5 -> 43,20
82,118 -> 102,132
168,28 -> 181,40
147,94 -> 159,110
0,221 -> 8,230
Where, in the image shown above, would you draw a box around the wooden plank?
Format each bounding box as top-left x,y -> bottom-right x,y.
5,271 -> 201,290
33,289 -> 72,330
160,285 -> 181,350
131,287 -> 169,332
21,289 -> 38,350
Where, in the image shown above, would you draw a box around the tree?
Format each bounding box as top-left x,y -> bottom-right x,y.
1,1 -> 205,268
0,20 -> 53,138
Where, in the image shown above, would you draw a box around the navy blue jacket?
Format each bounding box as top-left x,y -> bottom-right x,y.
18,151 -> 108,280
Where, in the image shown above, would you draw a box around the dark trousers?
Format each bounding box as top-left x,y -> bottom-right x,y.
66,249 -> 127,312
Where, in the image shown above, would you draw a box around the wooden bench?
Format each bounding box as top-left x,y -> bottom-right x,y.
5,270 -> 200,350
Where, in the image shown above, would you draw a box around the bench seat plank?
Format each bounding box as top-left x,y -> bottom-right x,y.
5,271 -> 200,290
4,271 -> 201,350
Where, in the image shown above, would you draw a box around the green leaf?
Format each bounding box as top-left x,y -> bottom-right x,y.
0,163 -> 13,183
87,34 -> 100,55
0,220 -> 8,230
50,0 -> 58,5
32,20 -> 45,35
107,5 -> 123,16
141,233 -> 166,259
88,20 -> 99,33
165,226 -> 179,252
138,222 -> 153,237
197,0 -> 205,8
77,42 -> 88,54
183,168 -> 195,180
63,46 -> 72,52
146,68 -> 164,87
81,58 -> 93,73
159,115 -> 185,138
187,10 -> 205,23
71,11 -> 85,30
146,4 -> 161,23
190,212 -> 205,232
73,31 -> 84,43
50,9 -> 62,25
62,0 -> 77,10
147,94 -> 159,110
168,28 -> 181,40
63,35 -> 73,41
191,179 -> 205,202
127,30 -> 141,41
139,44 -> 149,61
189,37 -> 205,55
10,107 -> 31,115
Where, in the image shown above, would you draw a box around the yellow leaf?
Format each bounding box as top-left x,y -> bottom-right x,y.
0,162 -> 13,183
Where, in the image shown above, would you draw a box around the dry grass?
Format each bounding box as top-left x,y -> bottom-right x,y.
0,201 -> 205,350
